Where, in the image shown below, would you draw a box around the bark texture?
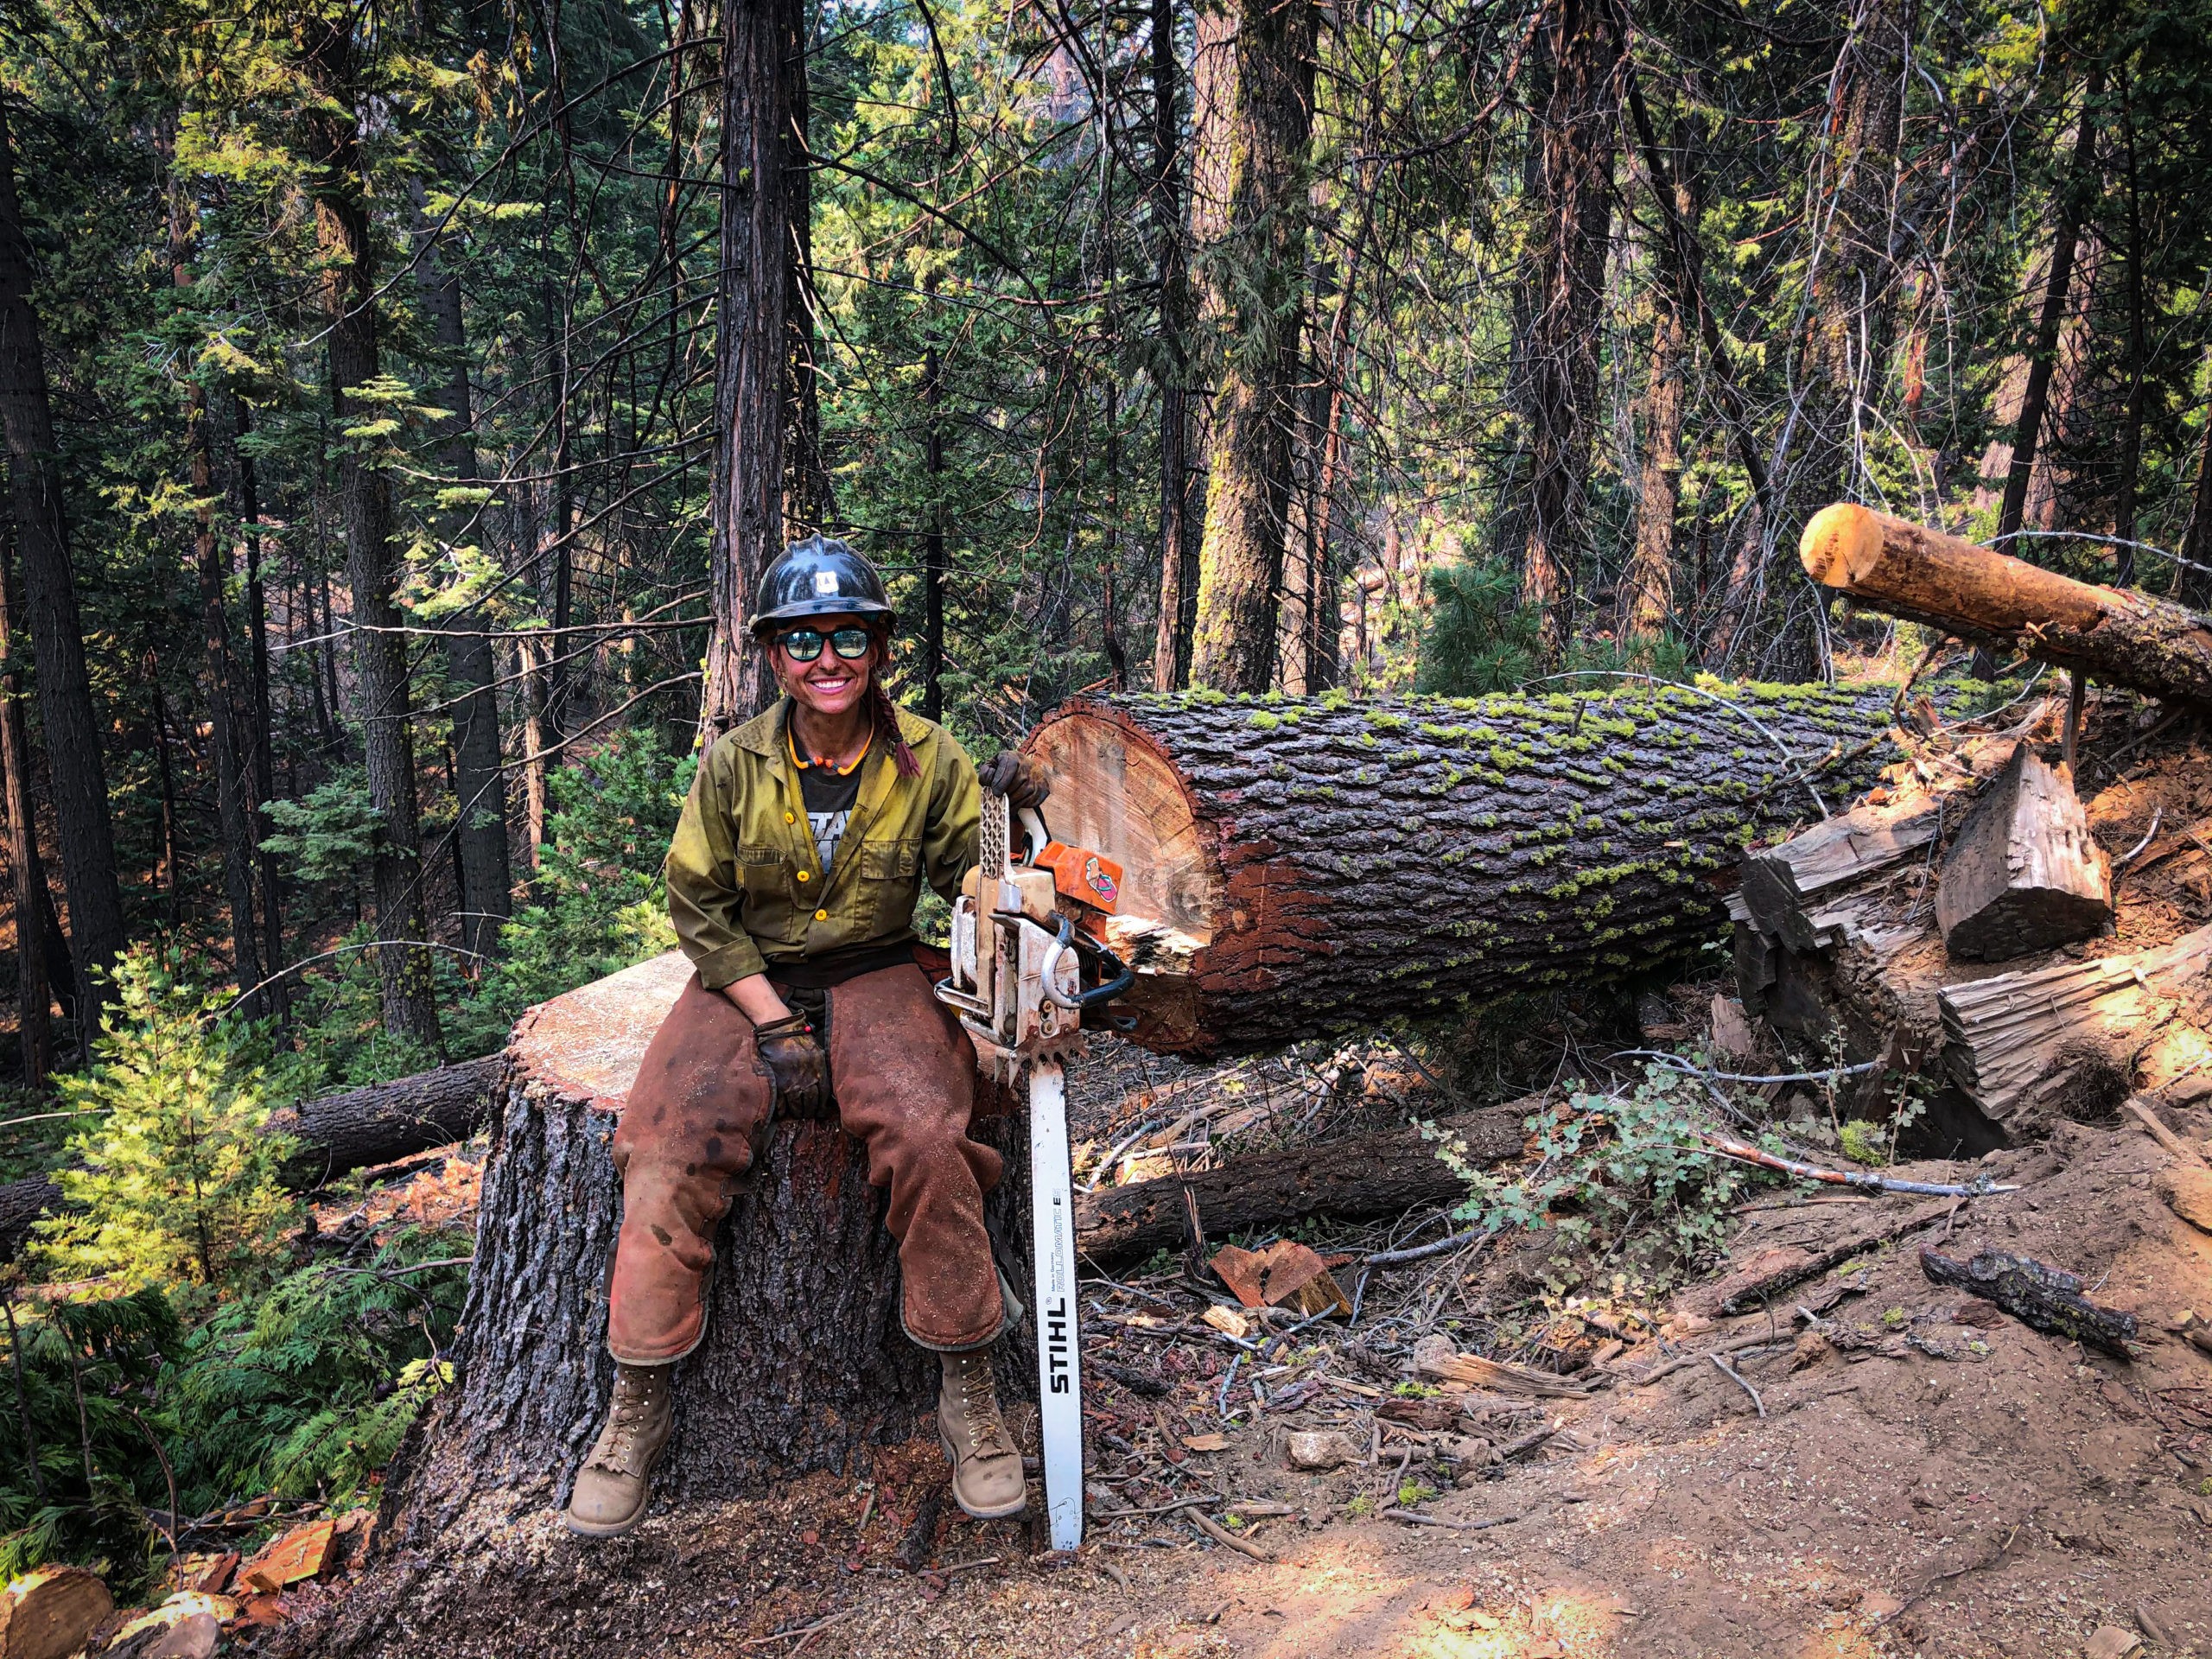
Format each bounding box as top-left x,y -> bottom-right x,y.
1186,0 -> 1315,692
1510,0 -> 1619,657
1802,503 -> 2212,708
0,536 -> 48,1082
303,24 -> 442,1050
427,955 -> 1033,1516
1024,683 -> 1896,1055
0,99 -> 124,1020
1077,1105 -> 1524,1259
699,0 -> 792,740
1148,0 -> 1198,694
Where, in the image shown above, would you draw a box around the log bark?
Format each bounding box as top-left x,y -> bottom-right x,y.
1917,1246 -> 2138,1357
1934,743 -> 2109,961
430,954 -> 1033,1515
1025,683 -> 1897,1055
1802,503 -> 2212,709
1077,1103 -> 1526,1261
0,1057 -> 503,1259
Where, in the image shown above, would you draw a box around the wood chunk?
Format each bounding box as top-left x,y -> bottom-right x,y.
237,1519 -> 336,1594
1411,1342 -> 1591,1400
0,1565 -> 114,1659
1936,744 -> 2111,961
1208,1239 -> 1347,1315
1709,995 -> 1756,1065
1287,1432 -> 1359,1471
1691,1199 -> 1958,1317
1941,924 -> 2212,1128
2154,1166 -> 2212,1234
1741,792 -> 1946,955
1917,1247 -> 2139,1358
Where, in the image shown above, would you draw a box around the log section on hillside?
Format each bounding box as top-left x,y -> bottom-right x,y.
1934,744 -> 2109,960
1026,685 -> 1897,1056
1077,1102 -> 1528,1259
0,1054 -> 503,1260
1800,503 -> 2212,707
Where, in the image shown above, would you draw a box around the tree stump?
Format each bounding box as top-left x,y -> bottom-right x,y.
421,952 -> 1033,1519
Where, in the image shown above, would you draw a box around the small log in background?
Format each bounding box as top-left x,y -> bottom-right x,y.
1027,682 -> 1897,1055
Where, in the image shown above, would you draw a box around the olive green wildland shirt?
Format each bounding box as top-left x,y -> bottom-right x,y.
664,698 -> 981,988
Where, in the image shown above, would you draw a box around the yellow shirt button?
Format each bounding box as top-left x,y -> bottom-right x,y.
785,811 -> 795,823
796,869 -> 810,882
815,908 -> 829,922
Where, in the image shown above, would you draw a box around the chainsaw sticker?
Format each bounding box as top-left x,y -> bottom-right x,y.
1083,855 -> 1118,905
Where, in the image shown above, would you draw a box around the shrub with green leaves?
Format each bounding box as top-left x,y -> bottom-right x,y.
1428,1064 -> 1761,1286
35,950 -> 300,1297
1414,558 -> 1691,695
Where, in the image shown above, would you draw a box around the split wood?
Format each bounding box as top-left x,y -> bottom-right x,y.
1378,1506 -> 1529,1532
2126,1098 -> 2209,1169
1710,1352 -> 1767,1417
1188,1510 -> 1276,1562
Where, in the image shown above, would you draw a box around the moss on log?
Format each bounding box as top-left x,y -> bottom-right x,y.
1026,683 -> 1897,1055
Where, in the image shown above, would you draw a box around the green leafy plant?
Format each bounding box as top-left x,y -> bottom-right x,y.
35,950 -> 299,1298
259,774 -> 384,887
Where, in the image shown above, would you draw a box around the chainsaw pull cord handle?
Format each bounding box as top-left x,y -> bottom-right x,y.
1039,914 -> 1135,1011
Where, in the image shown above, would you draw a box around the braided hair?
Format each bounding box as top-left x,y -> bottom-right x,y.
866,629 -> 921,778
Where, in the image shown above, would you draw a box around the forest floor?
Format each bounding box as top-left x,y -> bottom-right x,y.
242,986 -> 2212,1659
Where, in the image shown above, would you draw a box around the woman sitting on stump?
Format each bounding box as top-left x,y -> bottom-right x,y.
565,536 -> 1048,1538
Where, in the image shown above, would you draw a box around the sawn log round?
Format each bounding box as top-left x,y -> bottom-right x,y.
1025,684 -> 1897,1055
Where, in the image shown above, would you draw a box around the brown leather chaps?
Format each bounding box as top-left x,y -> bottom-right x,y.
605,962 -> 1007,1363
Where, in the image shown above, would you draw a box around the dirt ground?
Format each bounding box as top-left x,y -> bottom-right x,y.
267,1089 -> 2212,1659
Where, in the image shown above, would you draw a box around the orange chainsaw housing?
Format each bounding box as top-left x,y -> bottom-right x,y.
1033,842 -> 1122,918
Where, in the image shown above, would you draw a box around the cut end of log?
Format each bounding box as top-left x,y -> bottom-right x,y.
1799,503 -> 1884,588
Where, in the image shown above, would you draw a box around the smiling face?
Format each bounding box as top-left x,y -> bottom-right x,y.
767,612 -> 881,720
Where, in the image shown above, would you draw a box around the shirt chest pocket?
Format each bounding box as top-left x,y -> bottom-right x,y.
857,837 -> 921,926
737,844 -> 804,941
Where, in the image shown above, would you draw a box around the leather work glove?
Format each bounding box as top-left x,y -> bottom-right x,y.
753,1013 -> 830,1115
979,749 -> 1052,810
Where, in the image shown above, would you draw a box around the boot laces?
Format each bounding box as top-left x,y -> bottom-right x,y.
587,1366 -> 664,1474
952,1352 -> 1015,1462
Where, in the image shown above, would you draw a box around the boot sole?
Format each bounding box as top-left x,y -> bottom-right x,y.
939,1427 -> 1029,1521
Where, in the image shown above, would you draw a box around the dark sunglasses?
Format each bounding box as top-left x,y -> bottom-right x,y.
776,626 -> 873,663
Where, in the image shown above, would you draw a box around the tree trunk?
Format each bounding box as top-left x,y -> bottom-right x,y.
412,205 -> 514,961
1802,503 -> 2212,708
2110,73 -> 2146,589
0,99 -> 124,1023
1994,64 -> 2101,566
1022,683 -> 1896,1056
1186,0 -> 1315,693
1621,272 -> 1683,643
0,537 -> 48,1084
1149,0 -> 1198,694
380,953 -> 1035,1534
2179,349 -> 2212,610
1780,0 -> 1910,677
171,188 -> 266,1008
698,0 -> 793,741
920,269 -> 946,721
1510,0 -> 1619,660
779,0 -> 834,537
232,401 -> 287,1023
303,22 -> 442,1053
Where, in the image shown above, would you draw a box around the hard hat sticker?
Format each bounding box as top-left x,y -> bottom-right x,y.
813,570 -> 840,594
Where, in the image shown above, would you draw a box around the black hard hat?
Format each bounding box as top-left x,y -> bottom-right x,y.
750,536 -> 896,635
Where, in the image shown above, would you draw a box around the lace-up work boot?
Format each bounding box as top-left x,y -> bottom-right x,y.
564,1362 -> 675,1537
938,1346 -> 1027,1519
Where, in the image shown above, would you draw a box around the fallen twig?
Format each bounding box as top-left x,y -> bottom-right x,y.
1377,1506 -> 1529,1532
1710,1351 -> 1766,1417
1628,1332 -> 1778,1384
1363,1227 -> 1487,1267
1090,1495 -> 1220,1519
1189,1510 -> 1276,1562
1694,1131 -> 2013,1198
742,1608 -> 861,1648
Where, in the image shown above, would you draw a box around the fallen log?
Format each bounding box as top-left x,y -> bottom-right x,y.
0,1055 -> 501,1260
1917,1246 -> 2138,1357
1800,503 -> 2212,708
1025,683 -> 1898,1055
1935,744 -> 2109,961
1689,1198 -> 1960,1317
1075,1102 -> 1528,1260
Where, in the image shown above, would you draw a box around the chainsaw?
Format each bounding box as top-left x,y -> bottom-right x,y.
935,787 -> 1131,1551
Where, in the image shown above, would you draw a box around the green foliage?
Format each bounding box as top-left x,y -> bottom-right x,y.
1414,560 -> 1689,695
35,950 -> 299,1297
258,775 -> 383,887
1837,1120 -> 1887,1165
1428,1065 -> 1760,1286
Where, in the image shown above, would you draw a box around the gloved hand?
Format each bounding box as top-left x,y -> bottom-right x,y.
753,1013 -> 829,1115
979,749 -> 1052,810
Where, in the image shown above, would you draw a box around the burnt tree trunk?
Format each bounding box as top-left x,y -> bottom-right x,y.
1024,683 -> 1897,1055
0,537 -> 48,1084
406,954 -> 1034,1527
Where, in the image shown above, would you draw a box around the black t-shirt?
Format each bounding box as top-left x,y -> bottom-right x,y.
798,759 -> 864,873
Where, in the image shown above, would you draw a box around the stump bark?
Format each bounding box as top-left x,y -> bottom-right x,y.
441,954 -> 1033,1512
1026,683 -> 1897,1055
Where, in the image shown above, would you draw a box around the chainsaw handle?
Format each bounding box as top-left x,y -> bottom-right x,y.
1016,804 -> 1051,863
1039,915 -> 1135,1011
